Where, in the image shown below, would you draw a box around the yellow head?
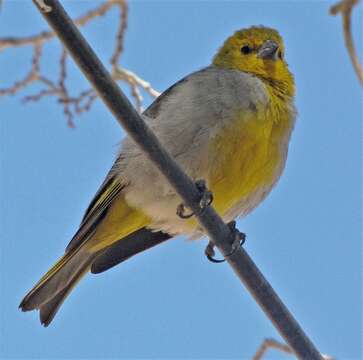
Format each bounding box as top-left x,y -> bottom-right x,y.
213,26 -> 295,97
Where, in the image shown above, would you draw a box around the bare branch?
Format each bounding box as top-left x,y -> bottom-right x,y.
57,48 -> 74,127
0,43 -> 41,96
0,1 -> 117,51
253,338 -> 293,360
253,338 -> 334,360
113,67 -> 161,112
0,0 -> 160,126
113,67 -> 161,98
330,0 -> 363,85
110,0 -> 128,67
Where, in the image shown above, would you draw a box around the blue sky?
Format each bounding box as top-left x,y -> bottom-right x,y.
1,1 -> 362,359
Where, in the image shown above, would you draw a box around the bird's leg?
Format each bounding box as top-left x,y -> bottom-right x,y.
176,179 -> 213,219
205,221 -> 246,263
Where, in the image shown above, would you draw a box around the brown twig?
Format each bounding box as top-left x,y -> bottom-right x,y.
0,0 -> 160,126
58,48 -> 74,127
0,1 -> 116,51
110,0 -> 128,67
252,338 -> 334,360
330,0 -> 363,85
253,338 -> 293,360
0,43 -> 41,96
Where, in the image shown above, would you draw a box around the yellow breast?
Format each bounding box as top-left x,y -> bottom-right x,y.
208,97 -> 294,218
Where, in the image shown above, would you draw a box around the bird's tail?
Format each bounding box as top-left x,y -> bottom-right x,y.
19,245 -> 96,326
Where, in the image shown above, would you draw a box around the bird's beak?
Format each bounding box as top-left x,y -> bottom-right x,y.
257,40 -> 279,60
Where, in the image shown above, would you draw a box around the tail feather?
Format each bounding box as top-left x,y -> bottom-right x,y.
20,228 -> 172,326
39,263 -> 90,327
20,246 -> 94,313
91,228 -> 171,274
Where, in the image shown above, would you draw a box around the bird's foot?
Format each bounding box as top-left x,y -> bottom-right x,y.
205,241 -> 224,263
196,179 -> 213,210
176,179 -> 213,219
228,220 -> 246,249
205,221 -> 246,263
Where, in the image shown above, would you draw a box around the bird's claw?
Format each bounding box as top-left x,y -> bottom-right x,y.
205,221 -> 246,263
205,241 -> 225,263
176,179 -> 213,219
195,179 -> 213,210
176,203 -> 194,219
228,220 -> 246,248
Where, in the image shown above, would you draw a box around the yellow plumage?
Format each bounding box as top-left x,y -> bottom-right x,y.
87,194 -> 149,253
20,26 -> 296,326
209,94 -> 294,216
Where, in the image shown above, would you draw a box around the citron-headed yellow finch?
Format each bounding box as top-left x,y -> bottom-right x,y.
20,26 -> 296,326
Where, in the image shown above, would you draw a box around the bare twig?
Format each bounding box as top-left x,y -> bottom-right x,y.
0,43 -> 41,96
253,338 -> 293,360
0,1 -> 117,51
110,0 -> 128,67
0,0 -> 160,126
58,49 -> 74,127
253,338 -> 334,360
113,67 -> 161,98
330,0 -> 363,85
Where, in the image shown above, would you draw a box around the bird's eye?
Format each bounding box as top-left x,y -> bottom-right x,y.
241,45 -> 251,55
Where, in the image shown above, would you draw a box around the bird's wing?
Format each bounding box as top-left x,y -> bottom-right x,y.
64,77 -> 184,254
143,75 -> 189,119
72,78 -> 191,264
65,163 -> 126,253
65,69 -> 207,254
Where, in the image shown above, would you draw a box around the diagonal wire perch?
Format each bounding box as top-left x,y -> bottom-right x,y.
330,0 -> 363,85
32,1 -> 324,359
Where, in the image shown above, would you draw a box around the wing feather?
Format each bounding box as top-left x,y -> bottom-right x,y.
66,160 -> 126,253
65,71 -> 200,254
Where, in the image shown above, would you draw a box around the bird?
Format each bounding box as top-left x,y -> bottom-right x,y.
20,26 -> 296,326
